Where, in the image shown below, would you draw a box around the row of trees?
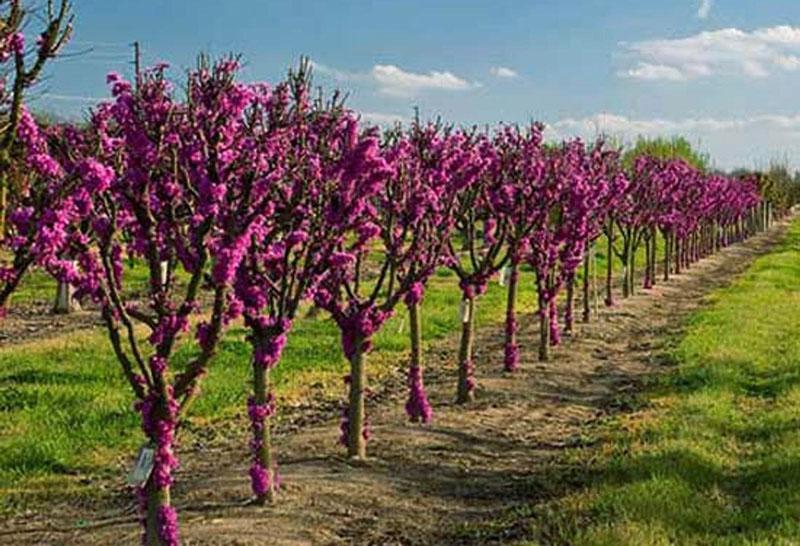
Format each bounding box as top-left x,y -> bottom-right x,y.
0,15 -> 789,546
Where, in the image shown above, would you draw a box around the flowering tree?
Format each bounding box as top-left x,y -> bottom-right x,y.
0,0 -> 72,313
0,0 -> 72,233
388,122 -> 479,421
525,140 -> 589,361
313,120 -> 483,457
443,132 -> 504,402
0,109 -> 80,316
609,156 -> 668,299
305,130 -> 395,460
232,61 -> 402,500
489,124 -> 546,373
559,140 -> 628,333
577,141 -> 627,324
52,59 -> 280,545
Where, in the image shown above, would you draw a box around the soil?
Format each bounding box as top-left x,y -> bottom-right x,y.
0,219 -> 790,546
0,299 -> 103,346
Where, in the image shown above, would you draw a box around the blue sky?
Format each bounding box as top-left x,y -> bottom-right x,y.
35,0 -> 800,171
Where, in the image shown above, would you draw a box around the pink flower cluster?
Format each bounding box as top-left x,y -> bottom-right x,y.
0,45 -> 773,540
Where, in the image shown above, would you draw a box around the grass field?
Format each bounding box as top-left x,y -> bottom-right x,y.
0,232 -> 663,512
1,261 -> 541,510
522,219 -> 800,545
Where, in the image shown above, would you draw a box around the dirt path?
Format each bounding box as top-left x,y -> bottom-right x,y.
3,218 -> 792,545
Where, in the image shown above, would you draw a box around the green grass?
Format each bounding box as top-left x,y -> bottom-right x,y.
519,218 -> 800,545
0,262 -> 542,509
0,230 -> 659,511
8,258 -> 152,306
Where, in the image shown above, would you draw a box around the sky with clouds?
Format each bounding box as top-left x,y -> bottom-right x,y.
35,0 -> 800,171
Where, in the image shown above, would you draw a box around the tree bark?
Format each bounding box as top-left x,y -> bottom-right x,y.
649,228 -> 657,287
456,296 -> 476,404
347,336 -> 367,458
503,263 -> 520,372
605,222 -> 614,306
582,250 -> 591,323
145,479 -> 171,546
252,360 -> 275,504
409,300 -> 422,374
53,279 -> 80,314
537,272 -> 550,361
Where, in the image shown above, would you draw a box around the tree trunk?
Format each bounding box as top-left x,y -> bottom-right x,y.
347,336 -> 367,458
145,479 -> 172,546
251,361 -> 275,504
564,274 -> 575,333
649,229 -> 657,287
0,163 -> 7,238
582,249 -> 591,323
503,263 -> 520,372
142,384 -> 178,546
456,296 -> 476,404
406,300 -> 432,422
53,279 -> 80,314
621,256 -> 630,298
537,272 -> 550,361
605,223 -> 614,307
627,248 -> 635,297
409,300 -> 422,378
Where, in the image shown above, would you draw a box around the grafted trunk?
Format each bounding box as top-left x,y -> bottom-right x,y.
144,479 -> 173,546
605,221 -> 614,306
456,296 -> 476,404
536,272 -> 550,361
581,249 -> 591,323
251,361 -> 276,504
53,279 -> 80,314
503,263 -> 520,372
649,229 -> 657,287
347,337 -> 367,458
564,274 -> 575,333
141,384 -> 179,546
406,300 -> 432,423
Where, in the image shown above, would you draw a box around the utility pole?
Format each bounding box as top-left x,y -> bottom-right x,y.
132,40 -> 141,90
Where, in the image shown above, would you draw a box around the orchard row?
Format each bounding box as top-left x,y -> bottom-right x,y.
0,51 -> 780,546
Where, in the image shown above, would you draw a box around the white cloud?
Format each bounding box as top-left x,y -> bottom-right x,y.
619,25 -> 800,81
621,63 -> 688,81
371,64 -> 476,96
490,66 -> 518,78
697,0 -> 713,19
40,93 -> 105,103
358,111 -> 407,126
311,60 -> 479,97
311,61 -> 364,82
545,112 -> 800,170
547,112 -> 800,138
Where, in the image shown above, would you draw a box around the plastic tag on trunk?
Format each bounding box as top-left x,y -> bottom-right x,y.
160,261 -> 169,288
127,443 -> 156,487
499,265 -> 511,287
459,299 -> 470,323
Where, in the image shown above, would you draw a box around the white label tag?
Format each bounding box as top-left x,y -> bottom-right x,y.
397,316 -> 405,334
160,261 -> 169,288
459,300 -> 471,323
127,444 -> 156,487
499,265 -> 511,287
